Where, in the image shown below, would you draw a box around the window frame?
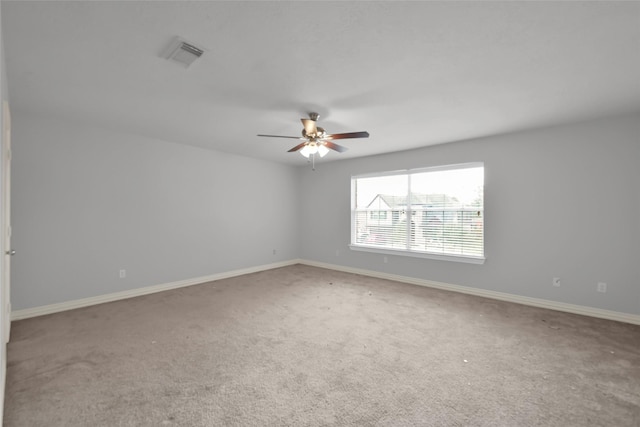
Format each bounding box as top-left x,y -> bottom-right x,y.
350,163 -> 485,264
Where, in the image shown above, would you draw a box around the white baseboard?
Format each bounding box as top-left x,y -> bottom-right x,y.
11,258 -> 640,326
11,259 -> 300,321
299,259 -> 640,326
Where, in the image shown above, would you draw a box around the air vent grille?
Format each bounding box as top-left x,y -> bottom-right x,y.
179,42 -> 204,58
162,37 -> 206,68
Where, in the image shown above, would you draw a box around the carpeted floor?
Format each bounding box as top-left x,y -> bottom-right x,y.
3,264 -> 640,426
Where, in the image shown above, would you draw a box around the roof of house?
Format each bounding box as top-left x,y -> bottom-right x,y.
367,194 -> 460,209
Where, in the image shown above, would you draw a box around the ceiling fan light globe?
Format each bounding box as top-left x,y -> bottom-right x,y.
308,144 -> 318,155
300,145 -> 311,158
317,145 -> 329,157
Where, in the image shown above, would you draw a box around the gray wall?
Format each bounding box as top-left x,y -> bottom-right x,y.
10,111 -> 640,316
298,113 -> 640,315
11,113 -> 300,310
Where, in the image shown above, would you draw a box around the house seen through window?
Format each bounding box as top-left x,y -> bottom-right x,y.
351,163 -> 484,263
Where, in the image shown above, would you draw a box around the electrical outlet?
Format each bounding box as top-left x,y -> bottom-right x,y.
272,249 -> 277,255
335,249 -> 340,256
597,282 -> 607,293
383,256 -> 388,263
119,269 -> 126,279
553,277 -> 561,287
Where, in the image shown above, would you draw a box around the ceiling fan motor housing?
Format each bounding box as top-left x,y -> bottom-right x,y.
302,126 -> 325,138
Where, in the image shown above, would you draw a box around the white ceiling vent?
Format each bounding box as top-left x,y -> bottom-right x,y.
162,37 -> 205,68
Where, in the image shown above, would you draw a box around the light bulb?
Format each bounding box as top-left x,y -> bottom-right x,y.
308,144 -> 318,155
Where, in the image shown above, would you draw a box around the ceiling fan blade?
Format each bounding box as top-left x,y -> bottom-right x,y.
301,118 -> 317,136
325,131 -> 370,140
324,141 -> 348,153
287,142 -> 308,152
257,134 -> 302,139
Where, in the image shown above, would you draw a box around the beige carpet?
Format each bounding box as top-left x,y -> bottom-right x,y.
4,265 -> 640,426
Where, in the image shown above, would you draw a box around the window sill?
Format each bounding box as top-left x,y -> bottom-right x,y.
349,244 -> 486,265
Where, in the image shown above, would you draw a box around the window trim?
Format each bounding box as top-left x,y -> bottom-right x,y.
350,162 -> 485,264
348,244 -> 485,264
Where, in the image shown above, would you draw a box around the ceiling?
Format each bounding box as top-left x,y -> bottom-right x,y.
2,1 -> 639,166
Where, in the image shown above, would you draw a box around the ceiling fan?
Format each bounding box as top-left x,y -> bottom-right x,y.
257,112 -> 369,159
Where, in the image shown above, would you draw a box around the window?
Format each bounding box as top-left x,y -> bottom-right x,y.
370,211 -> 388,220
351,163 -> 484,263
